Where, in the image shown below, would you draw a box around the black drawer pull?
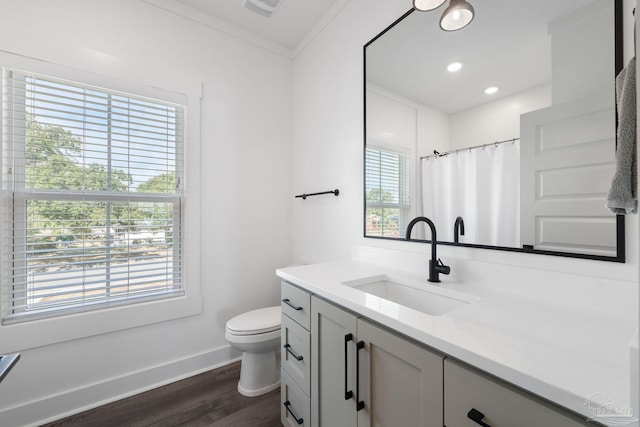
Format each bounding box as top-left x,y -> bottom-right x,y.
284,344 -> 304,361
284,400 -> 304,425
344,333 -> 353,400
468,408 -> 491,427
356,340 -> 365,411
282,298 -> 303,311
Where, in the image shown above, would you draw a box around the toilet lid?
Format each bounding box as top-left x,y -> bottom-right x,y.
226,306 -> 281,335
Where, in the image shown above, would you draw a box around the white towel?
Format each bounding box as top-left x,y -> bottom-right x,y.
607,57 -> 637,214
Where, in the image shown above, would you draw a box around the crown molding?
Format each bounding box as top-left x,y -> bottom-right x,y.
141,0 -> 294,59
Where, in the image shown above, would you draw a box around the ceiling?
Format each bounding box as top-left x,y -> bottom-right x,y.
366,0 -> 596,114
169,0 -> 607,113
176,0 -> 343,50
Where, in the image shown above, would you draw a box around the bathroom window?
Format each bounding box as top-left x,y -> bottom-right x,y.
365,146 -> 410,238
1,69 -> 185,323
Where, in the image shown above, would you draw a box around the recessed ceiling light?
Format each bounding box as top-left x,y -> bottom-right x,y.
484,86 -> 499,95
447,62 -> 462,72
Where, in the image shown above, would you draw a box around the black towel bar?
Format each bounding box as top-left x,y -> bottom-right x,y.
295,189 -> 339,200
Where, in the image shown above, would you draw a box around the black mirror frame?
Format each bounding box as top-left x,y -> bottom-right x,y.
362,2 -> 625,263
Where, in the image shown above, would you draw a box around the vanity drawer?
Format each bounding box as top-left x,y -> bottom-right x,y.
281,313 -> 311,395
281,281 -> 311,330
444,360 -> 591,427
281,369 -> 311,427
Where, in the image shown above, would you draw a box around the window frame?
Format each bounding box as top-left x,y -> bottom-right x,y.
4,71 -> 186,323
0,52 -> 202,349
365,143 -> 412,238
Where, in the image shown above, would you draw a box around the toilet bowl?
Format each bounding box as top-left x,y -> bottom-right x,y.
225,306 -> 281,397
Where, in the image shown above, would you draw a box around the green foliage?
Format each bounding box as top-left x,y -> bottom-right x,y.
26,120 -> 82,190
83,164 -> 132,192
136,173 -> 176,232
25,120 -> 133,192
366,188 -> 401,237
366,188 -> 395,204
24,118 -> 169,242
137,172 -> 175,193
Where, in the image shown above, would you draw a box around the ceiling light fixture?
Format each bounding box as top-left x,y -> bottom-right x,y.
243,0 -> 282,17
413,0 -> 446,12
439,0 -> 475,31
447,62 -> 462,72
484,86 -> 499,95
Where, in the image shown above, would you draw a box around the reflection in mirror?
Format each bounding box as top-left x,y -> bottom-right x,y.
364,0 -> 625,261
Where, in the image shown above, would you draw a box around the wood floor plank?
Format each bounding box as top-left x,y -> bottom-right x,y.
212,392 -> 281,427
41,362 -> 282,427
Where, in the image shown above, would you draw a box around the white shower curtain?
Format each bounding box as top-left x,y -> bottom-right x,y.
421,141 -> 520,247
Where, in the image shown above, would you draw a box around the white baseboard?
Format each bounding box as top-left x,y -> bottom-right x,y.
1,345 -> 241,427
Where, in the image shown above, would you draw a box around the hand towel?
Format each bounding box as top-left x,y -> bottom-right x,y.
607,57 -> 637,214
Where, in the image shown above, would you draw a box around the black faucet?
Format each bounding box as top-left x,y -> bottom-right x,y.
0,353 -> 20,384
405,216 -> 450,283
454,216 -> 465,243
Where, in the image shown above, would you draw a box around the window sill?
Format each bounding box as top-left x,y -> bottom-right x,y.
0,288 -> 202,352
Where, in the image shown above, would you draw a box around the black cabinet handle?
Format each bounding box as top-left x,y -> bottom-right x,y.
356,340 -> 365,411
284,400 -> 304,425
282,298 -> 303,311
467,408 -> 491,427
344,333 -> 353,400
283,344 -> 303,361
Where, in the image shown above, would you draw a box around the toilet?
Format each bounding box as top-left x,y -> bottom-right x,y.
225,306 -> 282,397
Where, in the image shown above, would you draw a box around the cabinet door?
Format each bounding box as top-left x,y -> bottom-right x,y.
444,359 -> 591,426
357,318 -> 444,427
311,296 -> 358,427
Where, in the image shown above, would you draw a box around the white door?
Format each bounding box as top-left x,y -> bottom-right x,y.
520,91 -> 617,257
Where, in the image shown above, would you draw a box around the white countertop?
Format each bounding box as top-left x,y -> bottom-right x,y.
276,260 -> 638,426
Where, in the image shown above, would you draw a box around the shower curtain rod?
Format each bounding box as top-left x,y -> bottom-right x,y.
420,137 -> 520,160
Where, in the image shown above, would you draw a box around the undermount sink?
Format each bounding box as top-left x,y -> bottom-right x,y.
342,275 -> 479,316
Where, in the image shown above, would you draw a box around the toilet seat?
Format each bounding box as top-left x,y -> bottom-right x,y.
226,306 -> 281,336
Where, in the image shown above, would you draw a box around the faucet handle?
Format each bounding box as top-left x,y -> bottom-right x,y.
436,258 -> 451,275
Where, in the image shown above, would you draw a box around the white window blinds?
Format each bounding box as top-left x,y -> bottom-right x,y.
1,69 -> 185,323
365,146 -> 410,238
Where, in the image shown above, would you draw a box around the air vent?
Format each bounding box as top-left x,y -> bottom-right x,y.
243,0 -> 282,17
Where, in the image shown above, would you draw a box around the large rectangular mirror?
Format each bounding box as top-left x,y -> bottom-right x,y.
364,0 -> 625,262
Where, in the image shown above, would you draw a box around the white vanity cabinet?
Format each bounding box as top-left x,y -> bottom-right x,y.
311,296 -> 444,427
281,282 -> 312,427
281,279 -> 597,427
444,360 -> 594,427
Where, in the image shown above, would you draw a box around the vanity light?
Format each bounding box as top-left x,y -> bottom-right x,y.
447,62 -> 462,72
440,0 -> 475,31
413,0 -> 446,12
484,86 -> 499,95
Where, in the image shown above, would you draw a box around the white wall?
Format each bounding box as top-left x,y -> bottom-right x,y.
416,103 -> 450,158
0,0 -> 292,425
449,84 -> 551,150
292,0 -> 638,278
549,0 -> 615,105
366,85 -> 417,152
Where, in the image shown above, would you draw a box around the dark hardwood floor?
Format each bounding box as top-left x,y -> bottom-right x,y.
41,362 -> 282,427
